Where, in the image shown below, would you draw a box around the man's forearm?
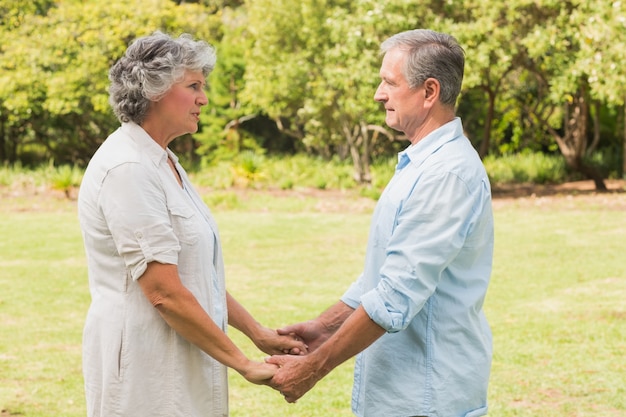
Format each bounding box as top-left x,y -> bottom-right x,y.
316,300 -> 356,334
314,305 -> 386,374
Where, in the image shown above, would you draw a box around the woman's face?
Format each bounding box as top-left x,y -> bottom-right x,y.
149,70 -> 208,140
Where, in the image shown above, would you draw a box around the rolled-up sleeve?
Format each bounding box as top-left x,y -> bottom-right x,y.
359,171 -> 477,332
340,274 -> 366,309
99,162 -> 180,280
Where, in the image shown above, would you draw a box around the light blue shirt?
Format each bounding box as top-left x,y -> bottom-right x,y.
341,118 -> 494,417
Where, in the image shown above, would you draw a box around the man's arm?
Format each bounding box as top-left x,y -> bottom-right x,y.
276,300 -> 356,352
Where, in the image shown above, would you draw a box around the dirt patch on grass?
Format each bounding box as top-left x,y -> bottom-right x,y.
1,179 -> 625,213
492,179 -> 625,198
491,179 -> 626,210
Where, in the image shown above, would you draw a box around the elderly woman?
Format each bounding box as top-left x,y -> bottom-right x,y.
78,32 -> 305,417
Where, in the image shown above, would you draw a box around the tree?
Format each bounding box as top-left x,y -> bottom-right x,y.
2,0 -> 624,183
0,0 -> 221,165
0,0 -> 55,162
446,0 -> 528,158
243,0 -> 438,183
576,0 -> 626,178
194,4 -> 268,165
496,0 -> 626,189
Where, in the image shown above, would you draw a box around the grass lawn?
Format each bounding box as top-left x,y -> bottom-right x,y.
0,188 -> 624,416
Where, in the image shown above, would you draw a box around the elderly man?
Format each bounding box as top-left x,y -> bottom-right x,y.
267,29 -> 494,417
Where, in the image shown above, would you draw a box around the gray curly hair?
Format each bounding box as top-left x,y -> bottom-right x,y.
381,29 -> 465,107
109,31 -> 216,124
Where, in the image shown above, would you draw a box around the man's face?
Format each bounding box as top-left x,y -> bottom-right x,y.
374,48 -> 426,139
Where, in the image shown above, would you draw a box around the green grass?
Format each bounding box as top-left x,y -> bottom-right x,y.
1,192 -> 625,416
0,209 -> 86,416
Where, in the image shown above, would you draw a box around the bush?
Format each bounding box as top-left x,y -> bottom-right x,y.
483,152 -> 567,185
586,148 -> 622,179
192,154 -> 361,191
1,152 -> 608,201
49,164 -> 83,198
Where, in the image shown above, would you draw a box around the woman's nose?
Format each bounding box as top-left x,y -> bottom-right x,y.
198,90 -> 208,106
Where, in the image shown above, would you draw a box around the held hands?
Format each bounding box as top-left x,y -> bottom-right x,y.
239,359 -> 279,385
263,319 -> 334,403
276,320 -> 331,353
238,324 -> 309,389
252,326 -> 309,356
265,354 -> 323,403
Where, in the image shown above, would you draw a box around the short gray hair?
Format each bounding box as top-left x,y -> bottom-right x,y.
380,29 -> 465,106
109,31 -> 216,124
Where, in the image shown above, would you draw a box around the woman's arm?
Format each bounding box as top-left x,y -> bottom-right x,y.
137,261 -> 277,384
227,291 -> 308,355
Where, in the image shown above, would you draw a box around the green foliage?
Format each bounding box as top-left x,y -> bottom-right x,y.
231,150 -> 266,187
192,153 -> 359,190
0,160 -> 73,190
1,0 -> 625,187
0,0 -> 55,32
195,6 -> 267,165
3,151 -> 617,204
243,0 -> 426,180
483,152 -> 567,184
202,190 -> 243,210
586,148 -> 623,180
447,0 -> 626,184
0,0 -> 221,165
49,163 -> 83,198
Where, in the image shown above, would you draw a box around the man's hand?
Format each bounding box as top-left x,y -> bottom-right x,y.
265,354 -> 324,403
269,306 -> 383,403
276,320 -> 330,353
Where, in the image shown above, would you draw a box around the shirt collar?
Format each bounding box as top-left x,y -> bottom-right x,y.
120,122 -> 171,166
396,117 -> 464,171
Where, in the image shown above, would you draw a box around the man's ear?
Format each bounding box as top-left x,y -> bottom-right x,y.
423,78 -> 440,103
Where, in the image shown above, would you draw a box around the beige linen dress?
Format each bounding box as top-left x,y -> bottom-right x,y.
78,122 -> 228,417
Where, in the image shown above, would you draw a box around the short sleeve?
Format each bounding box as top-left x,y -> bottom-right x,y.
99,162 -> 180,280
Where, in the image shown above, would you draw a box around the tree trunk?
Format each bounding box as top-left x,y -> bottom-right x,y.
623,100 -> 626,179
342,122 -> 371,184
478,89 -> 496,158
565,155 -> 607,191
0,110 -> 5,163
587,101 -> 601,155
541,85 -> 607,191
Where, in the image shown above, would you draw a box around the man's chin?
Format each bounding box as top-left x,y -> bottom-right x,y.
385,118 -> 399,131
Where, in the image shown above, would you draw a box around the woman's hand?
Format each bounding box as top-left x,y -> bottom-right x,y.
226,292 -> 308,355
239,360 -> 279,385
252,326 -> 309,356
276,320 -> 330,353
